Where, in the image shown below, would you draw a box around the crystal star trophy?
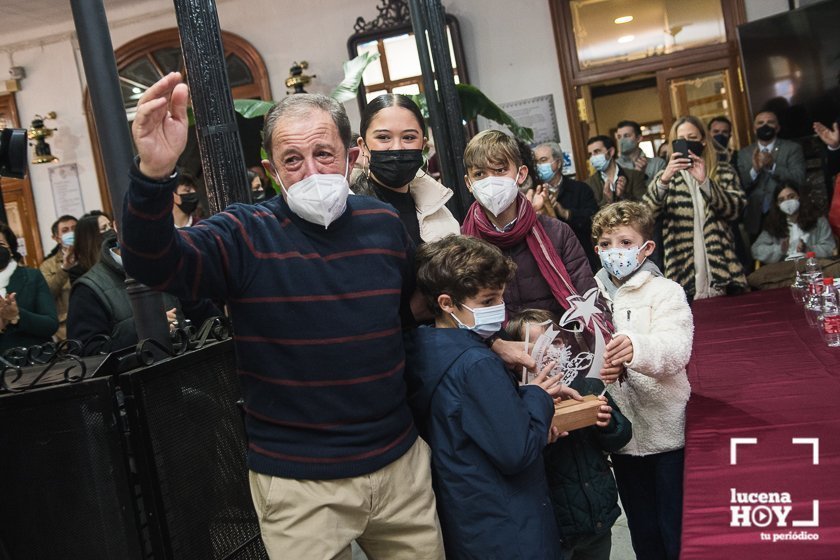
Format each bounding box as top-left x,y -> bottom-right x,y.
526,288 -> 610,433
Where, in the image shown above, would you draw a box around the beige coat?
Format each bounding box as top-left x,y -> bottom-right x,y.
39,249 -> 69,341
350,169 -> 460,243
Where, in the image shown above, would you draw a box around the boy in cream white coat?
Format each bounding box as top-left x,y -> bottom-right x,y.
592,201 -> 694,560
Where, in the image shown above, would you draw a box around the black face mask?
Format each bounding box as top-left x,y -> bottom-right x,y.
252,190 -> 265,202
756,124 -> 776,142
713,133 -> 730,148
368,149 -> 424,188
0,246 -> 11,270
177,193 -> 199,215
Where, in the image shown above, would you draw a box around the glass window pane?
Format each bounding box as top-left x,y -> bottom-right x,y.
152,47 -> 183,75
383,34 -> 422,80
571,0 -> 726,69
392,83 -> 421,95
226,54 -> 253,87
358,40 -> 384,86
121,57 -> 161,88
366,89 -> 388,103
119,79 -> 146,108
447,29 -> 457,69
669,70 -> 732,125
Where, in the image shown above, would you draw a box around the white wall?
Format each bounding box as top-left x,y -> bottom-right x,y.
1,0 -> 571,254
0,0 -> 367,252
17,0 -> 800,250
449,0 -> 572,148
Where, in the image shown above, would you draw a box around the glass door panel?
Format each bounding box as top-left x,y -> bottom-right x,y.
666,68 -> 742,149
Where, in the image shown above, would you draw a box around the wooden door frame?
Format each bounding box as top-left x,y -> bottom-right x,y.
0,93 -> 44,266
655,55 -> 751,150
548,0 -> 747,178
85,29 -> 272,217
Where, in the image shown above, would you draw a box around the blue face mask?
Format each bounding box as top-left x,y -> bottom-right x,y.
60,232 -> 74,247
536,162 -> 556,183
590,153 -> 611,172
450,302 -> 506,339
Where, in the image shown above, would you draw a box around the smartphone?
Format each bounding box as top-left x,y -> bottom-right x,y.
672,139 -> 693,167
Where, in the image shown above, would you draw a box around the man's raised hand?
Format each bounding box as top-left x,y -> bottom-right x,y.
132,72 -> 190,180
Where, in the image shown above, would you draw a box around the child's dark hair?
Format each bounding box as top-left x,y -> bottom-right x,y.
762,182 -> 820,239
504,308 -> 556,340
416,235 -> 516,316
0,221 -> 21,261
360,94 -> 427,139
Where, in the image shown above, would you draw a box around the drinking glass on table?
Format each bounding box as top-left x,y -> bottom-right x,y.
790,257 -> 808,305
804,280 -> 824,327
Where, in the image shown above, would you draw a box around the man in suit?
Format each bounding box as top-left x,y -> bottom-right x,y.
585,135 -> 646,207
737,110 -> 805,240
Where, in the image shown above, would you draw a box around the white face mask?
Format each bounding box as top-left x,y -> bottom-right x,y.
273,154 -> 350,228
599,242 -> 649,280
779,198 -> 800,216
469,172 -> 520,217
450,302 -> 506,339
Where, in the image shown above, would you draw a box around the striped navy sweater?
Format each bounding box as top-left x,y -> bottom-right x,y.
121,165 -> 417,480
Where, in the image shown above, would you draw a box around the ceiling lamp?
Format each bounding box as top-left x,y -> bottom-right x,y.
614,16 -> 634,24
617,35 -> 635,44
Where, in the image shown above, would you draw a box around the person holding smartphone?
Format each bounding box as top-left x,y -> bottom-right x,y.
644,115 -> 748,301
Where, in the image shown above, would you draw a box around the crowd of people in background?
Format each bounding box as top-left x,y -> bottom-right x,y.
1,69 -> 838,560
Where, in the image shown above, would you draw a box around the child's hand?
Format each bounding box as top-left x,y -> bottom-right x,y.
547,426 -> 570,444
491,339 -> 536,371
599,363 -> 624,384
604,334 -> 633,367
595,396 -> 612,428
555,384 -> 584,402
530,360 -> 563,397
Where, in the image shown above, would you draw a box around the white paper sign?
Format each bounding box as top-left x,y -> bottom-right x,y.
477,94 -> 574,174
48,163 -> 85,218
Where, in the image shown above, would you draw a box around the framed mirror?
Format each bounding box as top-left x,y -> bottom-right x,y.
347,1 -> 469,114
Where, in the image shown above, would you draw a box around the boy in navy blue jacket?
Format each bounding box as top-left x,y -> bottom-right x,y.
405,234 -> 568,560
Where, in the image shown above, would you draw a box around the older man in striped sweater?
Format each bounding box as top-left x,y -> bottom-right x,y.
122,72 -> 443,559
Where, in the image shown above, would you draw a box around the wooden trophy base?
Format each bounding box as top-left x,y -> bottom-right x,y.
552,394 -> 602,433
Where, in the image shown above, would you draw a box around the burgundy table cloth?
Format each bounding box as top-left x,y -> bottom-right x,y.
681,288 -> 840,559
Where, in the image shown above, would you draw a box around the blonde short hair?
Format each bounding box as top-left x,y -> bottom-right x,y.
463,130 -> 523,171
591,201 -> 655,243
504,308 -> 556,341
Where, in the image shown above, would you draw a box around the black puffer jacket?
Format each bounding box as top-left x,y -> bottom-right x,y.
543,377 -> 632,544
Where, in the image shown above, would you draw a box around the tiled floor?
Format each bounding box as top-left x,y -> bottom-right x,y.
351,506 -> 636,559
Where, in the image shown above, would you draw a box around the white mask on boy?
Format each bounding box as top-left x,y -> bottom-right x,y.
599,242 -> 650,280
470,174 -> 520,217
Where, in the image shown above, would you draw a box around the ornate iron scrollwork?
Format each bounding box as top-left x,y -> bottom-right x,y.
353,0 -> 411,33
133,316 -> 232,367
0,341 -> 88,393
83,334 -> 115,356
0,316 -> 234,392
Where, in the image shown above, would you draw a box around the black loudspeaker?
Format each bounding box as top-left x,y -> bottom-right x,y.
120,340 -> 266,560
0,377 -> 143,560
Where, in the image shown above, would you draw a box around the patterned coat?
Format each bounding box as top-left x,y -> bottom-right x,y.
643,162 -> 747,300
